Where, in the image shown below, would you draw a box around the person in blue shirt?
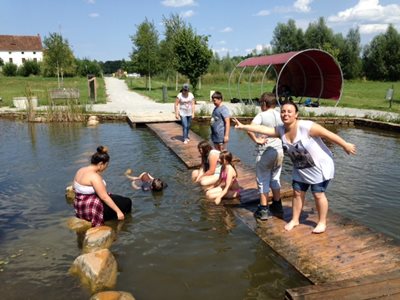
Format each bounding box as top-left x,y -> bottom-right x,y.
210,91 -> 230,151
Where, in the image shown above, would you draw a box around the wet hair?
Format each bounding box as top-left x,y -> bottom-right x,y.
211,91 -> 223,100
259,92 -> 277,108
219,150 -> 238,178
152,178 -> 167,192
281,99 -> 299,113
91,146 -> 110,165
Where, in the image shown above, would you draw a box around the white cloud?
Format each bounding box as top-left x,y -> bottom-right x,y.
86,0 -> 96,4
220,27 -> 233,33
181,10 -> 194,18
89,12 -> 99,18
212,47 -> 229,55
254,10 -> 270,16
293,0 -> 313,13
359,23 -> 388,34
161,0 -> 196,7
328,0 -> 400,24
255,44 -> 272,53
217,40 -> 226,45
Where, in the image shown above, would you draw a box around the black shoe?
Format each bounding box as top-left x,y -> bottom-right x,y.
269,200 -> 284,216
254,205 -> 272,220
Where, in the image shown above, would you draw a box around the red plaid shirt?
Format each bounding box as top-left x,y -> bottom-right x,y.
74,192 -> 104,227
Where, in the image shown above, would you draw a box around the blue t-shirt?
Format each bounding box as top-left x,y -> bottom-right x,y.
210,105 -> 230,143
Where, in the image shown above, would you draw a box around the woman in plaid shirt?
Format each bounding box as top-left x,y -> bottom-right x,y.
73,146 -> 131,227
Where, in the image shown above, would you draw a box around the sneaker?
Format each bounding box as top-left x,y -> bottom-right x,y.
254,205 -> 272,220
269,200 -> 284,216
183,139 -> 188,144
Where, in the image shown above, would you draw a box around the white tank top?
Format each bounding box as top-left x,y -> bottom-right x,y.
73,180 -> 106,194
277,120 -> 334,184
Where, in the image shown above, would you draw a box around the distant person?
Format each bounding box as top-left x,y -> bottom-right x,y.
125,169 -> 167,192
247,92 -> 284,220
192,140 -> 222,187
210,91 -> 230,151
233,100 -> 356,234
175,83 -> 195,144
205,150 -> 241,205
73,146 -> 132,227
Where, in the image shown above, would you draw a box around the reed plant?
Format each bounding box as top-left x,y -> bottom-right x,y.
44,101 -> 89,122
233,103 -> 259,117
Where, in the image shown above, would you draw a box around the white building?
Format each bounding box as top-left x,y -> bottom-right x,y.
0,34 -> 43,66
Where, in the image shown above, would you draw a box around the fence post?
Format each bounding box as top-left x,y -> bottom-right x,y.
162,85 -> 168,103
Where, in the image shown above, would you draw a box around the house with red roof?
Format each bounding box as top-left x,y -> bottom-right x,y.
0,34 -> 43,66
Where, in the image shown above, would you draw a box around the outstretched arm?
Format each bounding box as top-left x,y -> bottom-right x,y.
232,118 -> 278,137
310,123 -> 356,155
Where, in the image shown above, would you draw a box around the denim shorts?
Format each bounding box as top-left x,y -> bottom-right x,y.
292,179 -> 330,193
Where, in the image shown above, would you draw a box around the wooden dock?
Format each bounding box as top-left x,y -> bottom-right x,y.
145,122 -> 400,299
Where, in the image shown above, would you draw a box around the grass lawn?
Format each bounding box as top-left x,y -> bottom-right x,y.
127,77 -> 400,114
0,76 -> 106,107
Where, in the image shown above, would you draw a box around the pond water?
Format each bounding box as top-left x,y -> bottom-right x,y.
0,119 -> 399,299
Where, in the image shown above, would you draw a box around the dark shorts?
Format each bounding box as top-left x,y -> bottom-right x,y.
292,180 -> 330,193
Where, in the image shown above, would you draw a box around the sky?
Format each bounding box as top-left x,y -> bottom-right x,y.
1,0 -> 400,62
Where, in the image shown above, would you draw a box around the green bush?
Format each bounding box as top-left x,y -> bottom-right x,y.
2,63 -> 18,76
17,60 -> 41,77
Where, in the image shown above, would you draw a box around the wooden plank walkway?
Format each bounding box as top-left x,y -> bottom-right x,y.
145,122 -> 400,298
146,122 -> 293,204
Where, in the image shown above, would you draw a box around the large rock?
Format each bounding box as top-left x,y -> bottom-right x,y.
83,226 -> 115,253
67,217 -> 92,233
90,291 -> 136,300
69,248 -> 117,293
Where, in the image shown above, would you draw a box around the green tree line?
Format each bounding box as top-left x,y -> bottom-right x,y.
1,16 -> 399,83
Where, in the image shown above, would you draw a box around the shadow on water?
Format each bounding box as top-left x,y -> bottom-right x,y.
0,119 -> 398,299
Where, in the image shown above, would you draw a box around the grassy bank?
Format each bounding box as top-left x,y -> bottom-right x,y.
0,76 -> 106,107
127,76 -> 400,113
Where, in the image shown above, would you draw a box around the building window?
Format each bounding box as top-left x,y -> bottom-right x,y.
22,58 -> 26,63
21,51 -> 24,54
9,51 -> 11,54
34,58 -> 37,62
33,52 -> 36,54
9,58 -> 13,63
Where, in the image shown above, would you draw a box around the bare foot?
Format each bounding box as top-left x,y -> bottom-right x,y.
284,220 -> 299,231
214,198 -> 222,205
124,168 -> 132,176
312,223 -> 326,234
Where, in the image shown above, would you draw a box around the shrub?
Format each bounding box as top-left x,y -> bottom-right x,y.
17,60 -> 41,77
2,62 -> 18,76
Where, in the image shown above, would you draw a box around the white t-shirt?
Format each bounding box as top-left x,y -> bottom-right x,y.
252,108 -> 283,151
177,92 -> 195,117
277,120 -> 334,184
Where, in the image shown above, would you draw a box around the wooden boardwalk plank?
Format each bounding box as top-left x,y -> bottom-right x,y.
145,121 -> 400,298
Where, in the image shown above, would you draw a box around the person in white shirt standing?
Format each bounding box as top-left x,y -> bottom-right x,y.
247,92 -> 284,221
175,83 -> 195,144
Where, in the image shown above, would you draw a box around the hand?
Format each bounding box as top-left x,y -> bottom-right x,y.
256,135 -> 268,145
175,114 -> 180,120
214,196 -> 222,205
344,143 -> 357,155
232,118 -> 243,129
224,136 -> 229,143
117,210 -> 125,221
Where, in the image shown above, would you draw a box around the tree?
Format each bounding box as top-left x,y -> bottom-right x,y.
271,19 -> 305,53
173,26 -> 213,92
363,24 -> 400,81
130,18 -> 160,91
76,58 -> 102,77
0,57 -> 4,66
160,13 -> 185,84
338,28 -> 362,79
304,17 -> 336,51
42,32 -> 76,86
